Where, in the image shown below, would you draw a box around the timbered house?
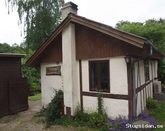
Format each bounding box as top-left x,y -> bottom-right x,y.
27,2 -> 163,119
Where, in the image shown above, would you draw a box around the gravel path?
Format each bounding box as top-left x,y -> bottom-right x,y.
0,100 -> 95,131
0,100 -> 43,131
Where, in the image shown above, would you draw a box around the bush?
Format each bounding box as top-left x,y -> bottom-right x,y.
97,94 -> 104,114
37,91 -> 109,129
73,105 -> 108,129
39,90 -> 63,127
88,112 -> 107,128
74,107 -> 90,122
146,97 -> 158,109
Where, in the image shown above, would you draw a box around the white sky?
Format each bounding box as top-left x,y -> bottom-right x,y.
0,0 -> 165,45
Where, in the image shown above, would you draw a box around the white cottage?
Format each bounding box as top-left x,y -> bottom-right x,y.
27,2 -> 164,119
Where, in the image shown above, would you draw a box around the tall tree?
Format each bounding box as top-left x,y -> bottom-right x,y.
6,0 -> 64,50
116,19 -> 165,53
116,19 -> 165,83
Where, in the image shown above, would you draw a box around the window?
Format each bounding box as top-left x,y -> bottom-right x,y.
89,60 -> 110,92
46,66 -> 61,75
144,60 -> 149,81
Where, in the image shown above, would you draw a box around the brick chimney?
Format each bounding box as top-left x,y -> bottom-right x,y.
61,2 -> 78,20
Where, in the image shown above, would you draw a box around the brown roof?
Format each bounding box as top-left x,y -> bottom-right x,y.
27,13 -> 164,66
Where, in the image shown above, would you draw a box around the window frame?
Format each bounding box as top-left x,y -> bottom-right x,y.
89,60 -> 110,93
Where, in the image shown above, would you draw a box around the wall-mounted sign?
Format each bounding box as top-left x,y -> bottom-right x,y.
46,66 -> 61,75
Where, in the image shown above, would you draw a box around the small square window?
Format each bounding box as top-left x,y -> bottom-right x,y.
46,66 -> 61,75
89,60 -> 110,92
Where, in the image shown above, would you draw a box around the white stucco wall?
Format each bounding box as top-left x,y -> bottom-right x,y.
104,98 -> 128,119
41,63 -> 63,106
83,96 -> 128,119
155,61 -> 158,78
81,60 -> 89,92
83,96 -> 98,113
139,60 -> 145,85
134,62 -> 138,88
110,57 -> 128,95
62,23 -> 80,115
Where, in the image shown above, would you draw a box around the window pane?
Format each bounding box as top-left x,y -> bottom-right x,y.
100,61 -> 109,91
89,60 -> 110,92
91,62 -> 97,91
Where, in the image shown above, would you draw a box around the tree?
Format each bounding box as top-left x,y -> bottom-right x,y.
116,19 -> 165,53
6,0 -> 64,50
116,19 -> 165,83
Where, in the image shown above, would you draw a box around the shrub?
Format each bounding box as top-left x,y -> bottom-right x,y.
73,105 -> 108,129
44,90 -> 63,127
88,112 -> 107,128
146,97 -> 158,109
74,106 -> 90,123
97,94 -> 104,114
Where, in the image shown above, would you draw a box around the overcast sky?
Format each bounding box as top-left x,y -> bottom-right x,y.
0,0 -> 165,45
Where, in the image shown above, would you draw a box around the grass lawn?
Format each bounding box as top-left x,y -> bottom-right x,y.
28,93 -> 41,101
149,100 -> 165,131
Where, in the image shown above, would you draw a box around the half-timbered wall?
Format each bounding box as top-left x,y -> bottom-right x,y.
134,60 -> 158,115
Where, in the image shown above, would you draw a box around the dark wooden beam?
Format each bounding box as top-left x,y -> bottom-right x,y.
79,60 -> 83,111
82,91 -> 129,100
136,80 -> 153,93
127,61 -> 133,119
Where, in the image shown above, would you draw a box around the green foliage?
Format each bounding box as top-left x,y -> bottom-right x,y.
28,93 -> 41,101
22,65 -> 40,89
116,19 -> 165,53
42,90 -> 64,127
146,97 -> 158,109
68,106 -> 108,129
73,96 -> 108,129
116,19 -> 165,83
158,60 -> 165,83
37,98 -> 109,129
74,106 -> 90,123
6,0 -> 64,50
97,94 -> 103,114
0,43 -> 24,53
149,101 -> 165,125
88,112 -> 108,128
